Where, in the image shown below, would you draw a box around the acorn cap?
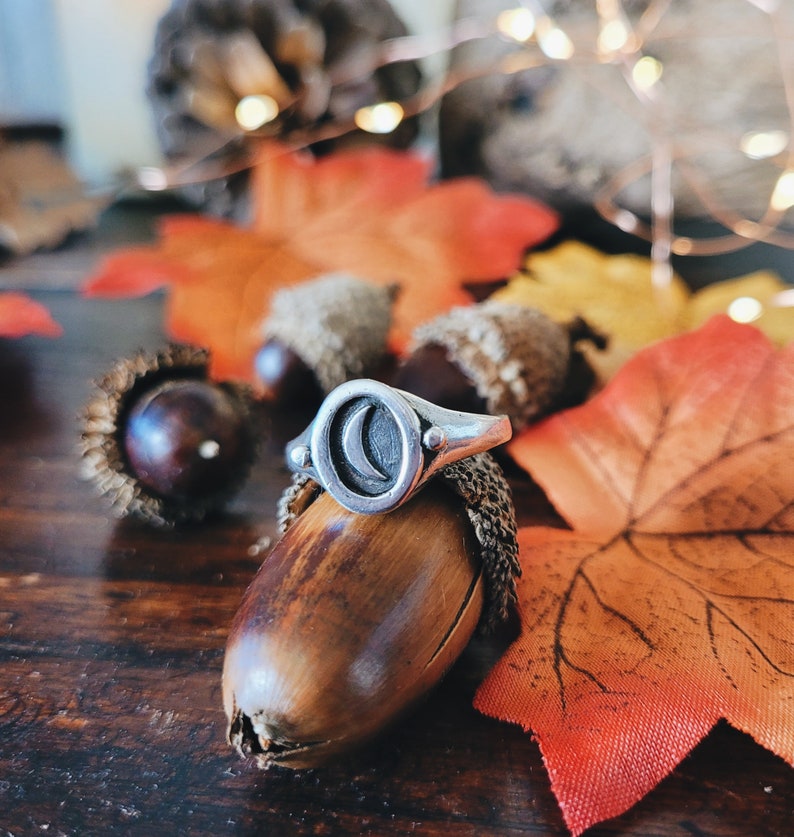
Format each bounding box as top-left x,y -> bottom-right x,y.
79,344 -> 258,527
408,301 -> 572,431
263,273 -> 397,394
277,451 -> 519,632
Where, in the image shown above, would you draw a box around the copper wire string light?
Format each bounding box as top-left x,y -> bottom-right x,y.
134,1 -> 794,297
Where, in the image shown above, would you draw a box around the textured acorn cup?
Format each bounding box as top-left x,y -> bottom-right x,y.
79,345 -> 258,527
257,274 -> 398,406
393,302 -> 607,430
223,453 -> 518,768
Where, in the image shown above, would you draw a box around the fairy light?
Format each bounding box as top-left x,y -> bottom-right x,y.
631,56 -> 663,92
591,1 -> 794,257
747,0 -> 780,11
772,288 -> 794,307
727,296 -> 764,323
235,94 -> 280,131
497,8 -> 536,43
354,101 -> 405,134
740,130 -> 789,160
770,170 -> 794,211
598,19 -> 631,54
613,209 -> 639,233
136,166 -> 169,191
535,17 -> 574,60
132,0 -> 794,271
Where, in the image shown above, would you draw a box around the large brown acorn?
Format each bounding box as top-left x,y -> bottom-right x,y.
222,452 -> 518,768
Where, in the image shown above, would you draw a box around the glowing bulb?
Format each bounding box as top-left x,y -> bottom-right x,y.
613,209 -> 639,233
598,19 -> 630,53
235,94 -> 279,131
771,170 -> 794,211
631,55 -> 663,91
497,8 -> 536,43
772,288 -> 794,308
536,18 -> 574,60
136,167 -> 169,191
354,101 -> 405,134
746,0 -> 779,11
727,296 -> 764,324
740,129 -> 788,160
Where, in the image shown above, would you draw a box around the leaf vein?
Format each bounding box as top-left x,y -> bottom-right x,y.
626,535 -> 794,680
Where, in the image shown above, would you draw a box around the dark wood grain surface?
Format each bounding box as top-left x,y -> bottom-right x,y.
1,211 -> 793,836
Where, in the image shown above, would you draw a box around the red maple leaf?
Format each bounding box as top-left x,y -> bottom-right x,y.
82,144 -> 558,382
475,316 -> 794,834
0,292 -> 62,338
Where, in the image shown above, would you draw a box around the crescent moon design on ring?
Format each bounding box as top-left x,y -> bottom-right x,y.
343,403 -> 388,482
285,379 -> 512,514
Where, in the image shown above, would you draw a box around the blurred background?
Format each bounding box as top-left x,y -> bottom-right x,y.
0,0 -> 453,182
1,0 -> 793,284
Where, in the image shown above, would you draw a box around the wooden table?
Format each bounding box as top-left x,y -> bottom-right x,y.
1,209 -> 793,836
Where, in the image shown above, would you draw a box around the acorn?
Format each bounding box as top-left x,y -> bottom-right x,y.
222,452 -> 519,768
392,301 -> 608,430
255,273 -> 398,406
79,345 -> 258,526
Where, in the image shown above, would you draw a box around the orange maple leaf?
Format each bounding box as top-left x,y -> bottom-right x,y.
0,292 -> 62,338
83,144 -> 558,382
475,315 -> 794,835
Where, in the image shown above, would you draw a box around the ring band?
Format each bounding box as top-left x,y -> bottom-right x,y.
285,379 -> 512,514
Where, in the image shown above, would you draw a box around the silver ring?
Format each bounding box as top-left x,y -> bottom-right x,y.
285,379 -> 512,514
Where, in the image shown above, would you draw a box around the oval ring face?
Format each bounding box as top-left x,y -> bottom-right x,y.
309,380 -> 423,514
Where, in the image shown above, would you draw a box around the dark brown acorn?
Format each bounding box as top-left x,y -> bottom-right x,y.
223,453 -> 518,768
393,302 -> 607,430
390,342 -> 487,415
254,340 -> 323,406
124,378 -> 251,499
80,345 -> 258,526
255,273 -> 398,407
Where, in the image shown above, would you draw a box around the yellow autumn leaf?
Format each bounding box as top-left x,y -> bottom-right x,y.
494,241 -> 794,380
493,241 -> 689,378
686,270 -> 794,345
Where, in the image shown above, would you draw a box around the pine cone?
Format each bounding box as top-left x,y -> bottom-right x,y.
147,0 -> 422,215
